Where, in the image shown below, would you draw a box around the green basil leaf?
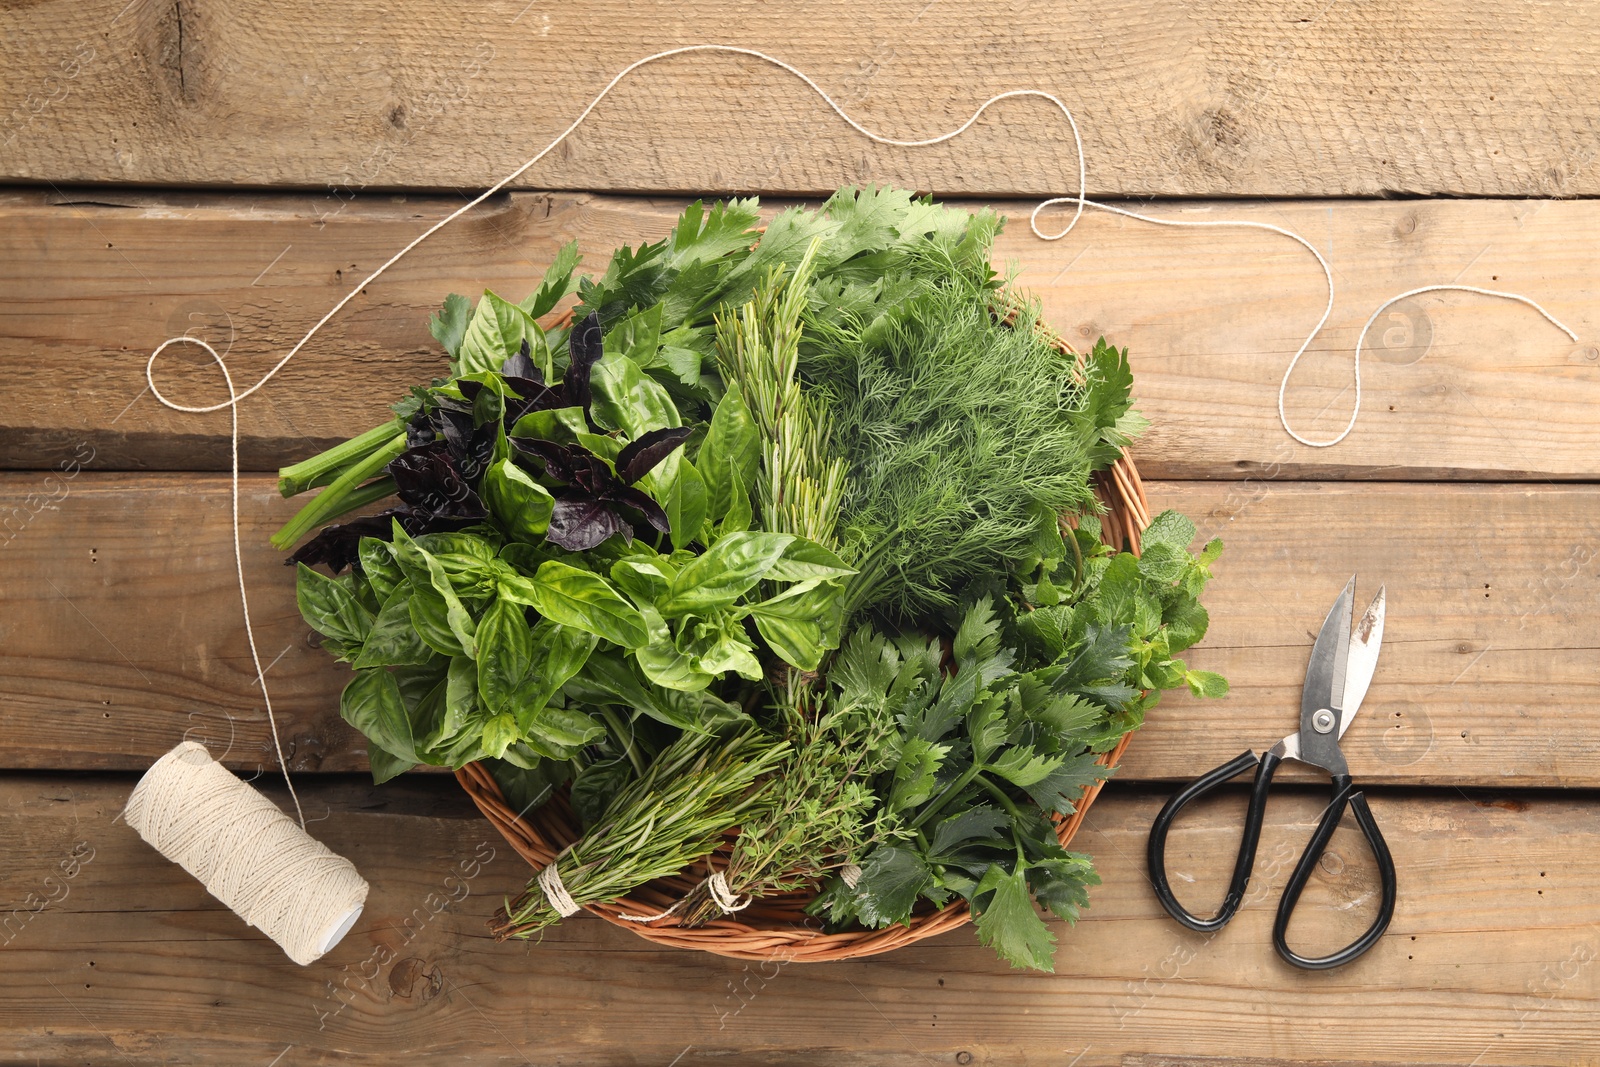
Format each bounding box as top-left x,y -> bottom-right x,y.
393,530 -> 478,658
477,598 -> 534,712
510,406 -> 588,444
510,620 -> 599,729
589,352 -> 681,437
764,537 -> 856,584
295,563 -> 374,646
522,703 -> 604,751
525,561 -> 649,647
444,655 -> 479,729
570,760 -> 635,828
353,582 -> 437,668
658,531 -> 794,616
575,432 -> 623,466
610,558 -> 672,605
697,388 -> 759,522
409,585 -> 468,658
693,625 -> 762,680
366,746 -> 414,785
602,302 -> 663,366
340,668 -> 420,766
717,468 -> 752,535
663,460 -> 708,551
481,457 -> 554,544
497,542 -> 551,579
482,712 -> 520,760
747,580 -> 846,671
633,606 -> 714,692
358,536 -> 405,604
458,290 -> 538,375
413,532 -> 498,564
564,649 -> 658,712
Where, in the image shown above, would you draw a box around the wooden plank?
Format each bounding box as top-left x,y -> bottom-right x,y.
4,190 -> 1599,479
2,774 -> 1595,1065
3,1 -> 1599,197
1,475 -> 1594,787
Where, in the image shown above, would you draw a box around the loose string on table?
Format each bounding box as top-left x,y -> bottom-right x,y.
143,43 -> 1582,817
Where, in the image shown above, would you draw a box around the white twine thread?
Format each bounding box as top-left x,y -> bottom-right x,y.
139,44 -> 1584,855
706,870 -> 752,913
840,863 -> 864,890
614,899 -> 681,923
536,861 -> 582,917
146,335 -> 305,827
122,741 -> 368,965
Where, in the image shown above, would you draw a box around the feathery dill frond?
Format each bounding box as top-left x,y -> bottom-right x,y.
801,245 -> 1105,622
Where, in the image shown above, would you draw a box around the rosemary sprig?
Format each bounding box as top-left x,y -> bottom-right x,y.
491,726 -> 789,939
714,237 -> 849,550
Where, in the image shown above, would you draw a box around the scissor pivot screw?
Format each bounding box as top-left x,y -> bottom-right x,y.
1312,709 -> 1337,734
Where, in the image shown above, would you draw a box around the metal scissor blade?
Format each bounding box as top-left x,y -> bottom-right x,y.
1337,586 -> 1386,738
1294,576 -> 1356,773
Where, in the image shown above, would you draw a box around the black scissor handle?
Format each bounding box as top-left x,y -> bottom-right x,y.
1147,747 -> 1284,933
1272,774 -> 1399,970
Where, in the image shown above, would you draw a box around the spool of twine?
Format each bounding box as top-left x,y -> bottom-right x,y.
123,741 -> 369,966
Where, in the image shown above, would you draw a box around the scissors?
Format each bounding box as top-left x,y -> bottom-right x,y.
1146,577 -> 1398,970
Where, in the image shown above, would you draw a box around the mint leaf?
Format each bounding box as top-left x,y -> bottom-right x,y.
1185,669 -> 1230,699
1164,596 -> 1210,653
1141,509 -> 1197,553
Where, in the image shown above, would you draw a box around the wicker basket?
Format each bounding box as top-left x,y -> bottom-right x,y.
456,307 -> 1155,963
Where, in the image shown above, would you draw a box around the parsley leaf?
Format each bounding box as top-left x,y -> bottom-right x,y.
972,861 -> 1057,972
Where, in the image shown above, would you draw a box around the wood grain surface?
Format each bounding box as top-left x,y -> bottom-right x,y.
2,774 -> 1593,1066
3,1 -> 1598,198
4,190 -> 1598,478
2,473 -> 1594,787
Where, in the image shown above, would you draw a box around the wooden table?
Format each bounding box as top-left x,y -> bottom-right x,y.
3,3 -> 1598,1063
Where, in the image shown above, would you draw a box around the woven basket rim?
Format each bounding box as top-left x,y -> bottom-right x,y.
455,300 -> 1155,962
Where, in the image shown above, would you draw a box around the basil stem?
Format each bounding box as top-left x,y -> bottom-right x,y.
277,418 -> 405,497
271,432 -> 407,550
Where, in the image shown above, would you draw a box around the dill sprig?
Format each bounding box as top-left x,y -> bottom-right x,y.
802,255 -> 1106,622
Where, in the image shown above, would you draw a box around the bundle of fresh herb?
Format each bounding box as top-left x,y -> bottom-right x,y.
278,185 -> 1228,971
808,509 -> 1224,970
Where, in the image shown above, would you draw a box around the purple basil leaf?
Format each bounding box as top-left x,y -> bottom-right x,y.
388,443 -> 487,519
286,510 -> 407,572
568,449 -> 615,496
404,410 -> 435,450
501,376 -> 562,428
607,485 -> 671,535
564,311 -> 605,424
502,342 -> 541,382
454,379 -> 484,403
511,438 -> 579,484
615,426 -> 693,485
547,497 -> 630,551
